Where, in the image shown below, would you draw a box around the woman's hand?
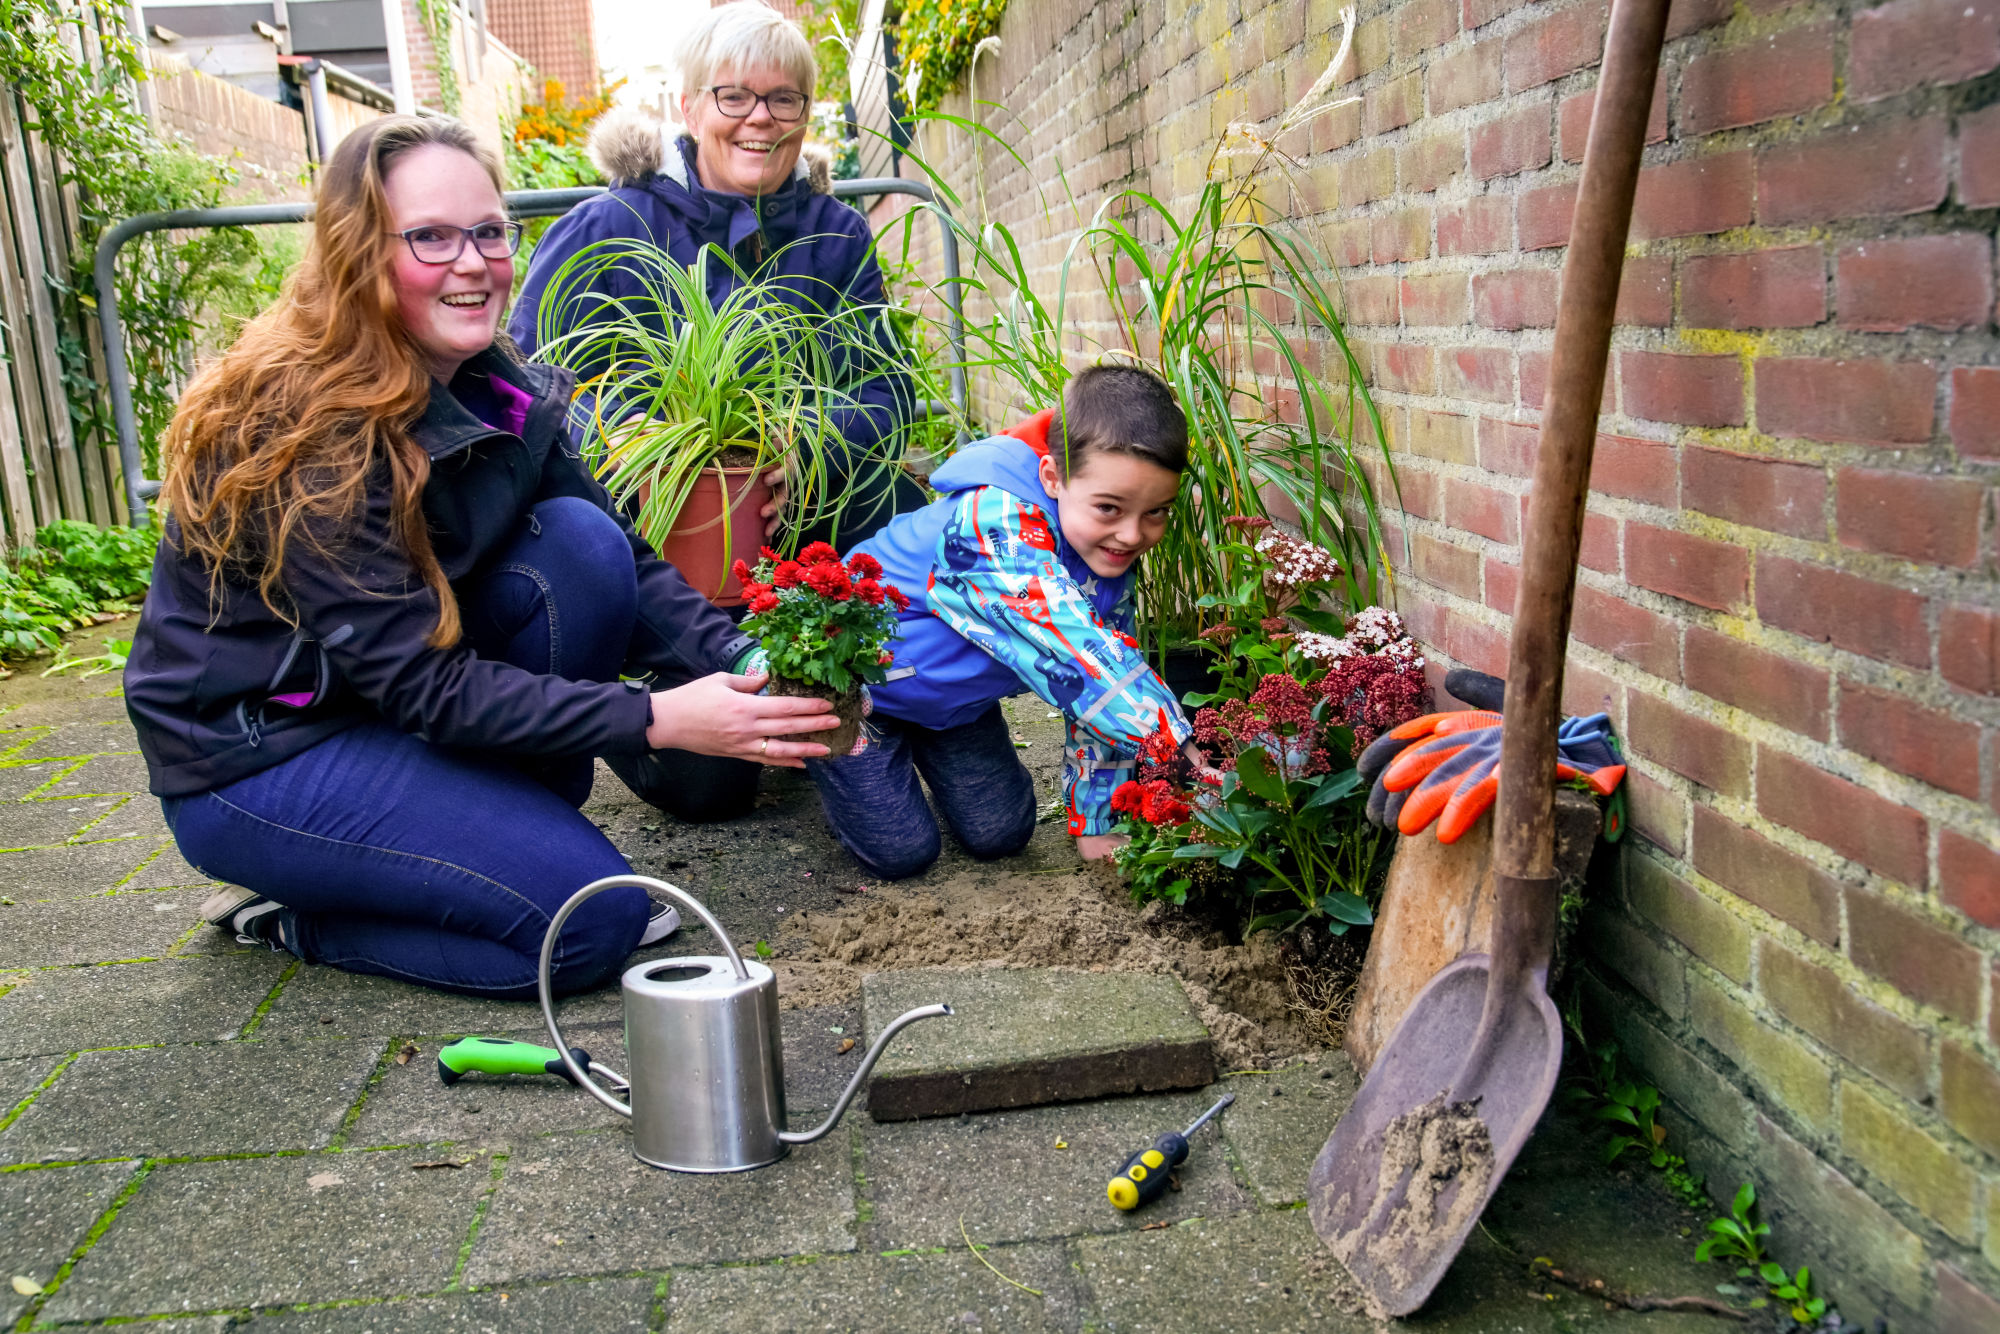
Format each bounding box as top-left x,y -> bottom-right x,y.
647,672 -> 838,767
760,466 -> 789,539
1076,833 -> 1129,862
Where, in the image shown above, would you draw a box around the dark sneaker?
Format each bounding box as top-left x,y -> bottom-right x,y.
639,898 -> 681,947
199,886 -> 290,949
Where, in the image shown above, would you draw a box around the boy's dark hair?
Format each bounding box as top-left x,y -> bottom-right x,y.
1052,364 -> 1189,478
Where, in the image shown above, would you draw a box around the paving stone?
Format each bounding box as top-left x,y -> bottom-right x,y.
0,796 -> 122,848
3,719 -> 138,762
234,1277 -> 657,1331
84,792 -> 170,842
0,890 -> 202,967
0,1054 -> 60,1119
665,1242 -> 1082,1332
258,962 -> 626,1039
465,1129 -> 855,1284
0,955 -> 291,1058
0,762 -> 65,800
0,693 -> 134,729
863,1090 -> 1253,1249
0,838 -> 154,898
45,1148 -> 491,1322
1075,1209 -> 1370,1332
1219,1061 -> 1360,1206
0,1038 -> 381,1163
0,1161 -> 139,1327
120,840 -> 222,890
39,751 -> 150,796
863,968 -> 1215,1120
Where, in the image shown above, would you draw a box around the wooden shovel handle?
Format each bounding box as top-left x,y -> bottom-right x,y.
1491,0 -> 1672,964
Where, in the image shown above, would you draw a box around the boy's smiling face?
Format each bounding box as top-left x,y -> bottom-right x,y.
1038,450 -> 1181,579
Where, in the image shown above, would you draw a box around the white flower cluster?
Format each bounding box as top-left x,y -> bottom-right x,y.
1296,630 -> 1356,663
1295,607 -> 1426,669
1345,606 -> 1407,653
1254,531 -> 1342,589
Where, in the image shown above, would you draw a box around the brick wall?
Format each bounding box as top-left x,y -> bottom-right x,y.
400,0 -> 534,158
488,0 -> 601,98
898,0 -> 2000,1325
147,54 -> 310,201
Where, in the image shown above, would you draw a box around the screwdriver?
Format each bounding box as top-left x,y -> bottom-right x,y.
1106,1093 -> 1234,1211
435,1036 -> 627,1091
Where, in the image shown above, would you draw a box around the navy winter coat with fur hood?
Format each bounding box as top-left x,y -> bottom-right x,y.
507,117 -> 911,468
123,349 -> 755,798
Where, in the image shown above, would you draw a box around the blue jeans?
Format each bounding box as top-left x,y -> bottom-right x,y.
804,705 -> 1037,879
163,497 -> 649,998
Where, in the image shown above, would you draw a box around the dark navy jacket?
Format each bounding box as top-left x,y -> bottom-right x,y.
507,135 -> 910,469
124,348 -> 754,797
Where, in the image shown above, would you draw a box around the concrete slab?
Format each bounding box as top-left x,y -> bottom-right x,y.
0,955 -> 291,1058
0,890 -> 202,967
1075,1209 -> 1369,1333
464,1130 -> 855,1284
0,838 -> 154,899
665,1242 -> 1083,1332
1218,1061 -> 1360,1206
3,719 -> 138,762
40,752 -> 150,796
44,1147 -> 491,1322
0,796 -> 122,848
862,1090 -> 1253,1250
0,1161 -> 139,1327
0,761 -> 64,800
120,841 -> 222,890
234,1277 -> 658,1331
257,963 -> 626,1040
0,1053 -> 60,1119
81,793 -> 171,843
0,693 -> 134,729
0,1038 -> 381,1163
863,968 -> 1214,1121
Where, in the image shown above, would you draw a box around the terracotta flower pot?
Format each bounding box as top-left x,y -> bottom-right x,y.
644,462 -> 773,607
766,674 -> 862,756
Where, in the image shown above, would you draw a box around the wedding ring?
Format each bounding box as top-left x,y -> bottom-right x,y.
760,737 -> 769,756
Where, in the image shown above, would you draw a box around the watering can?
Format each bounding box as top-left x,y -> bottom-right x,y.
537,874 -> 951,1172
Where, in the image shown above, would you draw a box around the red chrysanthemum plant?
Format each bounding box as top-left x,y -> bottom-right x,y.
733,542 -> 910,754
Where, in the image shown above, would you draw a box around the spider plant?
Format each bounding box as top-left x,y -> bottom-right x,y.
881,6 -> 1393,649
529,235 -> 904,555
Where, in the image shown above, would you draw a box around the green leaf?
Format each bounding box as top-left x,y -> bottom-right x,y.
1732,1181 -> 1757,1220
1301,768 -> 1362,809
1244,910 -> 1305,936
1170,843 -> 1228,860
1314,892 -> 1373,925
1219,846 -> 1247,870
1234,747 -> 1287,803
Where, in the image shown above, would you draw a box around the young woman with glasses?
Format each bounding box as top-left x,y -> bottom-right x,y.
123,115 -> 846,1000
510,0 -> 927,826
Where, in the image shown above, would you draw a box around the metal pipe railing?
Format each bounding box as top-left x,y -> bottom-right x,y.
93,178 -> 967,527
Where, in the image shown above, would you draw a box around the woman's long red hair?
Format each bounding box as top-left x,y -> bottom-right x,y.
160,115 -> 504,647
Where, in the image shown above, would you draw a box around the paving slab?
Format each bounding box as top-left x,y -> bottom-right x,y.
863,968 -> 1214,1121
0,838 -> 154,898
39,751 -> 150,796
0,761 -> 66,800
120,840 -> 223,889
0,796 -> 122,848
82,792 -> 171,843
44,1147 -> 492,1322
0,1038 -> 382,1163
664,1242 -> 1083,1332
0,693 -> 134,729
464,1129 -> 856,1284
234,1277 -> 658,1331
1217,1060 -> 1359,1206
0,1162 -> 140,1326
257,962 -> 627,1039
0,1054 -> 60,1119
2,719 -> 139,762
1075,1209 -> 1371,1333
0,955 -> 291,1058
0,890 -> 202,967
862,1090 -> 1253,1250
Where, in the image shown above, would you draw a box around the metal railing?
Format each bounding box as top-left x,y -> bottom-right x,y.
93,179 -> 967,527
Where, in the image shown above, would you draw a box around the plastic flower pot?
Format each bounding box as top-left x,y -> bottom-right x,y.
642,462 -> 773,608
767,676 -> 863,755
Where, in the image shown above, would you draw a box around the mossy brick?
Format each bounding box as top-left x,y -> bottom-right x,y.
1750,1113 -> 1932,1327
1588,971 -> 1756,1155
0,839 -> 152,899
1625,852 -> 1751,983
0,1162 -> 138,1327
45,1148 -> 489,1322
1219,1061 -> 1358,1205
1939,1041 -> 2000,1159
1758,939 -> 1932,1102
0,955 -> 291,1058
666,1244 -> 1080,1333
1937,1264 -> 2000,1334
1580,901 -> 1688,1020
232,1278 -> 657,1332
0,890 -> 203,968
1987,1180 -> 2000,1273
861,968 -> 1213,1121
0,1038 -> 379,1163
1687,973 -> 1834,1134
1840,1081 -> 1981,1244
464,1130 -> 855,1284
862,1088 -> 1251,1249
1846,885 -> 1985,1024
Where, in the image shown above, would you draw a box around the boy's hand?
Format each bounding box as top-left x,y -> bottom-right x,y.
1076,833 -> 1128,862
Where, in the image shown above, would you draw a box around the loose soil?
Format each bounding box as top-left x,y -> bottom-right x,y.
771,864 -> 1353,1069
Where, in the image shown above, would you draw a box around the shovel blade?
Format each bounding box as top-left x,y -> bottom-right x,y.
1306,954 -> 1563,1317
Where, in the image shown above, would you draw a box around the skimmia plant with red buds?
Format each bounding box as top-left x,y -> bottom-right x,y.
735,543 -> 910,694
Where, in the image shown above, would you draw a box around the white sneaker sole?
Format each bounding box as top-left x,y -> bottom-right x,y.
639,904 -> 681,947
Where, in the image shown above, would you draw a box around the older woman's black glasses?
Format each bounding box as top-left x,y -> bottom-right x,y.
704,85 -> 808,121
393,221 -> 524,265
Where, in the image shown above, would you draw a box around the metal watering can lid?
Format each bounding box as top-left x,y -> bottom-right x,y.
623,955 -> 773,998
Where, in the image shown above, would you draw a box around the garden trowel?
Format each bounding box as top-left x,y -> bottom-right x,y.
1305,0 -> 1674,1315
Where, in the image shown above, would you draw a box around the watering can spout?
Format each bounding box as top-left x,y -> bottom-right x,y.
778,1002 -> 953,1145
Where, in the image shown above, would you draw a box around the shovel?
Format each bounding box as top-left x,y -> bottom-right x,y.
1305,0 -> 1673,1316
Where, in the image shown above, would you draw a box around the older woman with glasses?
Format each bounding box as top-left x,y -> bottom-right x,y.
511,0 -> 926,825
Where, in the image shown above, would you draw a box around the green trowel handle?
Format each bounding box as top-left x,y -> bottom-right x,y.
437,1036 -> 590,1087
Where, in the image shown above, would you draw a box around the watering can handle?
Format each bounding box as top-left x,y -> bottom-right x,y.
537,874 -> 749,1119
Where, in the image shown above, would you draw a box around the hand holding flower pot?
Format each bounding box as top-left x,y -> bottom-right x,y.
734,543 -> 910,755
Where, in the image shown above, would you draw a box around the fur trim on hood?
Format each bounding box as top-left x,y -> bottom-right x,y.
587,107 -> 832,194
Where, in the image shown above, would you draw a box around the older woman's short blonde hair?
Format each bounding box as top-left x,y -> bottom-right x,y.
676,2 -> 817,101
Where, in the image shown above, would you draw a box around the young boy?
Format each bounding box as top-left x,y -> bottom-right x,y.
805,364 -> 1196,878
